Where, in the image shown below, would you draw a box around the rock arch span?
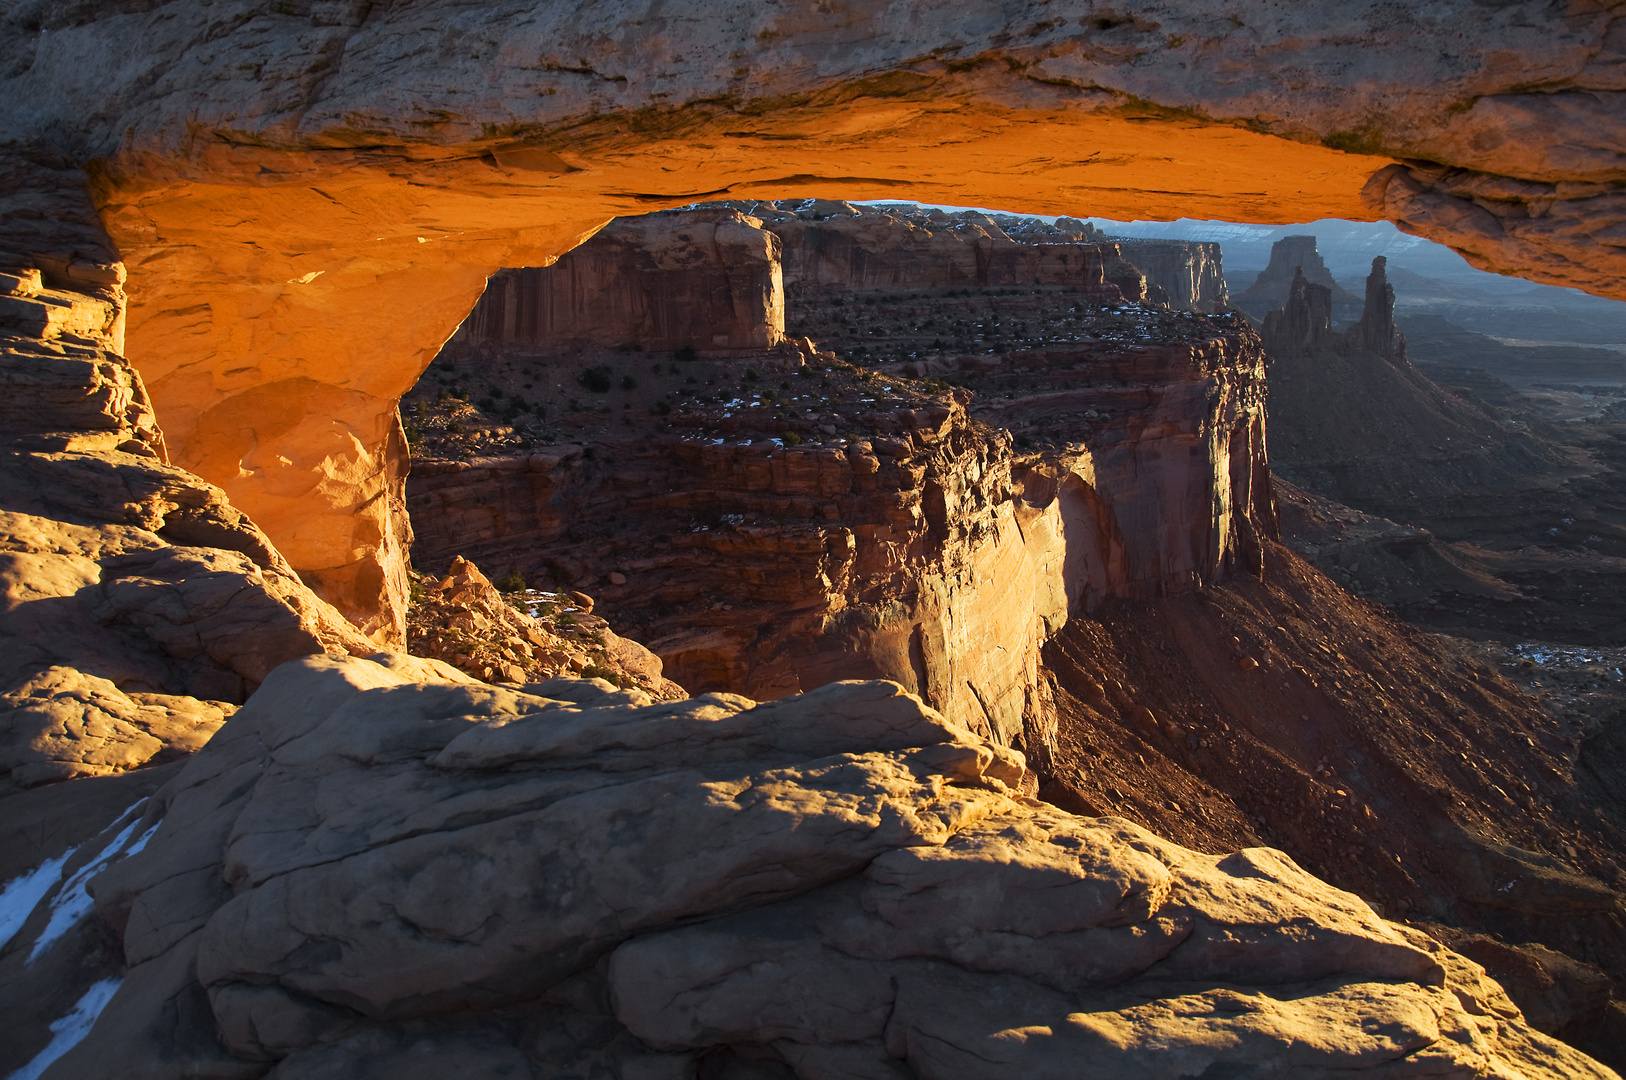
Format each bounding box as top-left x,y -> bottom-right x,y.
1,0 -> 1622,638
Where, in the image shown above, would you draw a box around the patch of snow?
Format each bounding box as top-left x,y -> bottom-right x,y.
29,802 -> 150,965
5,977 -> 122,1080
0,849 -> 77,953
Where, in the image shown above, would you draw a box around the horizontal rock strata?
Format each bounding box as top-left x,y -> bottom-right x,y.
408,306 -> 1269,748
0,4 -> 1616,634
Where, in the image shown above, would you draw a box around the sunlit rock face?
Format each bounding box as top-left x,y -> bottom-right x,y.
747,201 -> 1125,301
0,0 -> 1620,633
453,209 -> 786,355
1111,238 -> 1230,311
25,654 -> 1616,1080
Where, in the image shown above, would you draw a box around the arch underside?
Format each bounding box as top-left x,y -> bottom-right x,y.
1,2 -> 1621,637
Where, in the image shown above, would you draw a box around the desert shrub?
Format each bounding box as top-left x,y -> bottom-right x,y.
580,663 -> 634,688
674,345 -> 697,362
497,570 -> 526,592
578,366 -> 614,393
783,430 -> 803,446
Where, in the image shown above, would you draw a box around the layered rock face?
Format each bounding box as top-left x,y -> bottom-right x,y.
0,157 -> 454,797
1264,254 -> 1573,539
8,653 -> 1609,1080
409,295 -> 1271,748
0,4 -> 1617,634
1237,235 -> 1362,319
741,201 -> 1124,301
1110,238 -> 1230,311
452,209 -> 785,355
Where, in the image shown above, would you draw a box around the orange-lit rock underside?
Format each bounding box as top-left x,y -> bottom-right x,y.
101,110 -> 1388,639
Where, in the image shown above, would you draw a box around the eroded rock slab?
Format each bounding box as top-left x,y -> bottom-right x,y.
15,655 -> 1613,1079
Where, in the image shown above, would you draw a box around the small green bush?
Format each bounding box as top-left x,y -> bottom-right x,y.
674,345 -> 697,362
580,663 -> 634,688
497,570 -> 526,592
578,366 -> 614,393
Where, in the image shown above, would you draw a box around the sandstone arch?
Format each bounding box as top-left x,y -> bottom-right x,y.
2,1 -> 1622,638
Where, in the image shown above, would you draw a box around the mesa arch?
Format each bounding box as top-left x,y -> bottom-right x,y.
1,1 -> 1622,642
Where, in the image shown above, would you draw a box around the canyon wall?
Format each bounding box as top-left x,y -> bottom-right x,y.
1110,238 -> 1230,311
452,209 -> 785,355
744,201 -> 1125,300
409,312 -> 1271,751
1,0 -> 1622,682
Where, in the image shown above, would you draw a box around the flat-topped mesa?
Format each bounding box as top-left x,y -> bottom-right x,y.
451,209 -> 786,358
407,274 -> 1272,748
1238,235 -> 1362,320
717,200 -> 1127,303
1109,237 -> 1230,311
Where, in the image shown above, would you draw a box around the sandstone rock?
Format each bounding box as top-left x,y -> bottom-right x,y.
1263,249 -> 1571,537
1237,234 -> 1362,320
17,654 -> 1610,1079
410,297 -> 1271,746
1109,237 -> 1229,312
405,555 -> 680,699
0,666 -> 230,790
746,203 -> 1122,301
454,209 -> 784,355
0,5 -> 1617,637
1425,925 -> 1615,1038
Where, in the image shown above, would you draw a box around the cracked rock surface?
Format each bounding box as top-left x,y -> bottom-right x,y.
22,654 -> 1615,1079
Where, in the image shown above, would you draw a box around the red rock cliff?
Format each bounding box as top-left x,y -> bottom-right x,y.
409,271 -> 1271,753
454,209 -> 784,354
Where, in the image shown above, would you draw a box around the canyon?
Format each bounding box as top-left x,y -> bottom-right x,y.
410,204 -> 1270,750
400,206 -> 1626,1066
1,0 -> 1623,639
2,3 -> 1626,1077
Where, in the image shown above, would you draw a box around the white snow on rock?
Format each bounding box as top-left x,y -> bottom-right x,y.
27,801 -> 151,964
4,977 -> 122,1080
0,850 -> 76,953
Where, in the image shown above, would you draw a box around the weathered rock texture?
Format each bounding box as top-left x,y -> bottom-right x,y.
453,209 -> 785,355
1110,237 -> 1230,312
0,157 -> 461,793
1238,234 -> 1362,319
0,1 -> 1619,634
410,299 -> 1271,748
1263,253 -> 1575,540
4,653 -> 1608,1079
406,555 -> 684,699
748,201 -> 1125,301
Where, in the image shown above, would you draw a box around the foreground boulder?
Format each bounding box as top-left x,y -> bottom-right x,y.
2,656 -> 1609,1079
